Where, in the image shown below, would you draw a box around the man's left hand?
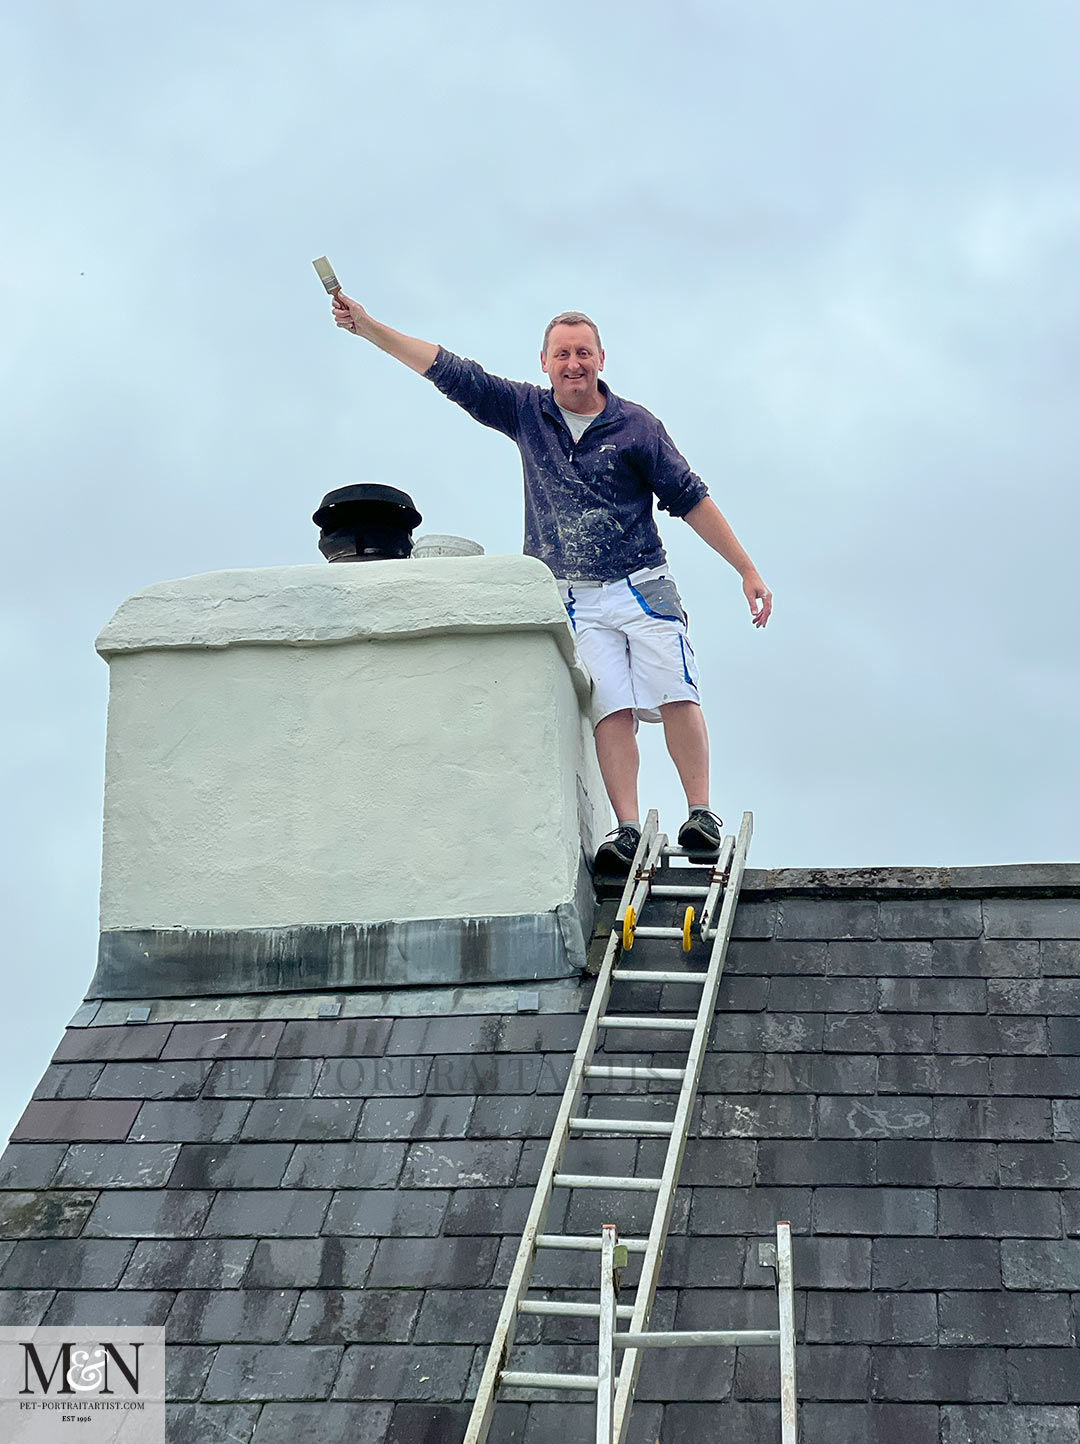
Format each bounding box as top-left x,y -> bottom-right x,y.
744,574 -> 772,628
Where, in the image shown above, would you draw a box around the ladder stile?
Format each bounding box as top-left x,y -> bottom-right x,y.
596,1225 -> 617,1444
777,1221 -> 799,1444
698,835 -> 734,937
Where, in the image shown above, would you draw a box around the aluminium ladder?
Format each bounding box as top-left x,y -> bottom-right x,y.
464,809 -> 797,1443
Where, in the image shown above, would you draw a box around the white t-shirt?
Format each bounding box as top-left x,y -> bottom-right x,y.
557,403 -> 603,443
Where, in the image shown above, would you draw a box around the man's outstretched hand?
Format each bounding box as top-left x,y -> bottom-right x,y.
327,295 -> 439,373
332,291 -> 369,336
744,573 -> 773,628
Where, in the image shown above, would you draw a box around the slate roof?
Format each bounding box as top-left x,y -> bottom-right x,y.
2,872 -> 1080,1444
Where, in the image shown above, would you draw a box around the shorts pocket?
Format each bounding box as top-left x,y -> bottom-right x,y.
631,575 -> 687,625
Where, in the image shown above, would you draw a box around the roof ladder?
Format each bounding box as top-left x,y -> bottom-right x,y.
463,810 -> 798,1443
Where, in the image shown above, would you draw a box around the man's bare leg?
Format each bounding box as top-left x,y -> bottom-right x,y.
660,700 -> 710,809
593,708 -> 640,822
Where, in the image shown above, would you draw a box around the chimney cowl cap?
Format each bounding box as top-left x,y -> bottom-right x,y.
312,484 -> 423,530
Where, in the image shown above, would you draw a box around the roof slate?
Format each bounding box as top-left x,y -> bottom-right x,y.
0,885 -> 1078,1441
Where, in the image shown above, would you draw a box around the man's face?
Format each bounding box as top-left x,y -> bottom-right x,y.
541,323 -> 605,411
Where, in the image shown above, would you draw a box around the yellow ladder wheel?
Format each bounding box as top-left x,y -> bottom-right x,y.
622,905 -> 636,951
682,906 -> 695,953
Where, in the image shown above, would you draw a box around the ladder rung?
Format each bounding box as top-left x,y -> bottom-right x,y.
536,1234 -> 649,1252
518,1300 -> 635,1320
612,969 -> 708,984
585,1064 -> 685,1081
627,926 -> 689,939
598,1015 -> 696,1031
553,1173 -> 662,1192
569,1116 -> 674,1135
500,1370 -> 599,1391
648,884 -> 711,898
662,846 -> 720,859
615,1328 -> 781,1349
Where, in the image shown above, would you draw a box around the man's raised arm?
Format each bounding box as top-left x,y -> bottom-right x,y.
332,292 -> 438,375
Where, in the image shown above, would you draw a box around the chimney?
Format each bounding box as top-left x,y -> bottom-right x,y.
90,529 -> 608,1000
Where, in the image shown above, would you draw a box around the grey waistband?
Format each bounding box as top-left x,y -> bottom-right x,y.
558,565 -> 670,591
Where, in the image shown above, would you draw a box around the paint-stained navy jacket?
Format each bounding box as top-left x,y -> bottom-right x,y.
424,347 -> 709,581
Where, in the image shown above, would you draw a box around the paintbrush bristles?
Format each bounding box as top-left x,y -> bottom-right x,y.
312,256 -> 340,293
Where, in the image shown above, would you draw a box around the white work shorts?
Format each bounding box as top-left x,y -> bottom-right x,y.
557,565 -> 701,726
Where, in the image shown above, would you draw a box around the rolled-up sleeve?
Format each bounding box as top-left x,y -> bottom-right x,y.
651,421 -> 709,517
424,347 -> 525,439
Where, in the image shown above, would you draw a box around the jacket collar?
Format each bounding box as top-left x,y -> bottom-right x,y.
541,377 -> 621,426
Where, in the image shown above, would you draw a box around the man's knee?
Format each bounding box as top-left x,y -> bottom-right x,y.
659,700 -> 703,719
595,708 -> 634,734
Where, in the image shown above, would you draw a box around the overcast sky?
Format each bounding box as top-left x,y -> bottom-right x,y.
3,0 -> 1078,1145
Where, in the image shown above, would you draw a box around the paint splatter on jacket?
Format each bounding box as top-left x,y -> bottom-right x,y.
424,347 -> 709,581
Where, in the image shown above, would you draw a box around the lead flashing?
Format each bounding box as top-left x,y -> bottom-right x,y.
90,906 -> 589,1001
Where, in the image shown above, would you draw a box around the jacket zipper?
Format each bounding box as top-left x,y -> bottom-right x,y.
546,405 -> 615,469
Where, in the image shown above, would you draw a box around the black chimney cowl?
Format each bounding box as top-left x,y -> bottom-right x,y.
313,484 -> 423,563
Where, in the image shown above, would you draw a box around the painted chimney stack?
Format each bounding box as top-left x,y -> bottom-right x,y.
90,539 -> 608,1001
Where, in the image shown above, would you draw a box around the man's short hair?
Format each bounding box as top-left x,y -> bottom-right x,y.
543,311 -> 602,355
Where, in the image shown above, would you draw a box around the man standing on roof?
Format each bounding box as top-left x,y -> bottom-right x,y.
330,294 -> 772,877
